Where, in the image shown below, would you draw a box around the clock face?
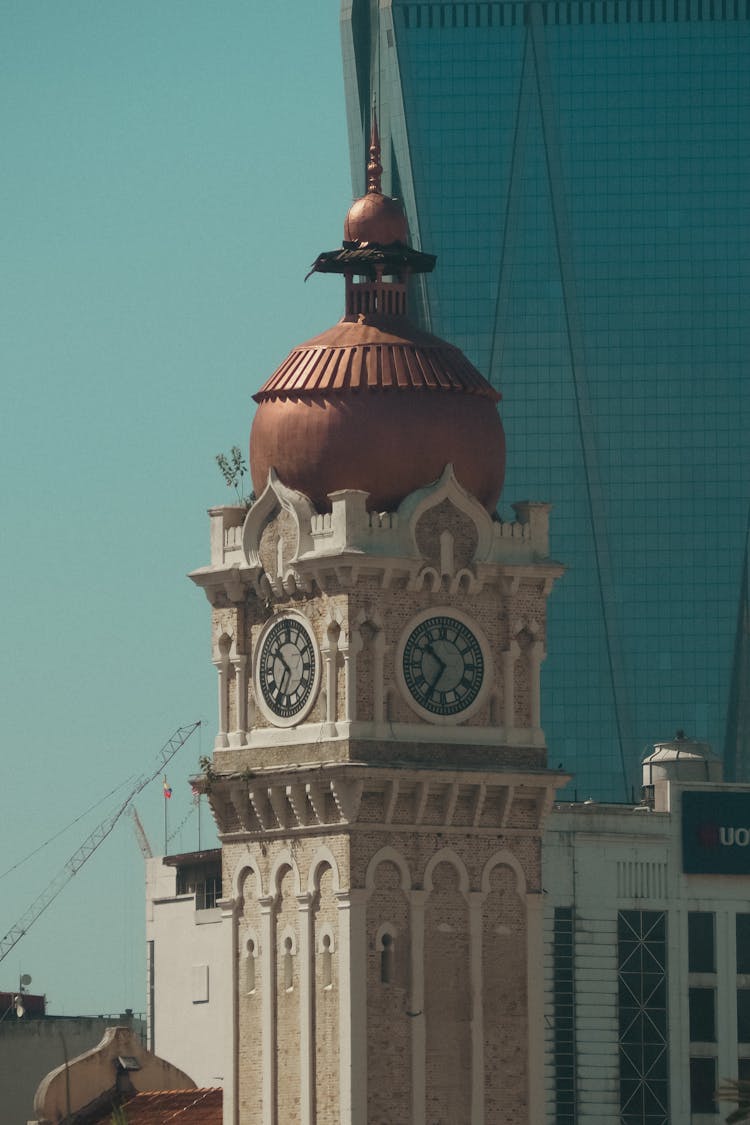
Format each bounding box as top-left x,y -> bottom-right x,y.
401,614 -> 486,719
256,615 -> 319,725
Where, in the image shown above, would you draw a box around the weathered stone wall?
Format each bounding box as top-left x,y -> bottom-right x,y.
313,862 -> 340,1125
484,862 -> 528,1123
225,835 -> 350,1125
425,859 -> 472,1125
237,865 -> 263,1125
414,497 -> 479,570
353,830 -> 537,1125
365,859 -> 411,1124
275,863 -> 300,1121
224,824 -> 539,1124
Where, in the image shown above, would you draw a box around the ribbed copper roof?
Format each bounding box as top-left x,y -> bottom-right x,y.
254,317 -> 499,402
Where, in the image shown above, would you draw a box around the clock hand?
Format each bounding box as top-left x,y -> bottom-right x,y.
424,644 -> 446,672
276,653 -> 291,694
424,651 -> 446,700
424,644 -> 446,695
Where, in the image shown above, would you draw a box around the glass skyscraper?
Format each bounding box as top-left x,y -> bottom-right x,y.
341,0 -> 750,801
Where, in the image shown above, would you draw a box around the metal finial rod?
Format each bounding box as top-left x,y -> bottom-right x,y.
367,103 -> 383,194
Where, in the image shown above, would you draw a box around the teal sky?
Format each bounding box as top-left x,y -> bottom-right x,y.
0,2 -> 348,1017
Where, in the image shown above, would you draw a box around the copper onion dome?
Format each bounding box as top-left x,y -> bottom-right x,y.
249,118 -> 505,514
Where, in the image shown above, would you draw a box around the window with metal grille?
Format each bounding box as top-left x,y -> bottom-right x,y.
553,907 -> 576,1125
617,910 -> 669,1125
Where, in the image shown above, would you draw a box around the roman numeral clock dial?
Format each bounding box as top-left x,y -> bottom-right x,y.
399,611 -> 490,723
255,615 -> 320,727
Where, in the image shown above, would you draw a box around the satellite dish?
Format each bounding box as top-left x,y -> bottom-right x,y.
20,974 -> 32,988
14,998 -> 25,1018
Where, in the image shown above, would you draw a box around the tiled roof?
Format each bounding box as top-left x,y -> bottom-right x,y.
122,1089 -> 222,1123
86,1088 -> 222,1124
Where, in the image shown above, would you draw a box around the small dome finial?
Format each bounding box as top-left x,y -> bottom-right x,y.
367,104 -> 383,194
342,104 -> 409,246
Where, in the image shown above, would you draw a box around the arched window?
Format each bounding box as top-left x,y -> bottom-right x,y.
316,925 -> 335,991
376,927 -> 396,985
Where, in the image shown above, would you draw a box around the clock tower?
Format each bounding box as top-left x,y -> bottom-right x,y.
191,126 -> 566,1125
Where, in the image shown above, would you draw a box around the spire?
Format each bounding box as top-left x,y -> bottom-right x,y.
366,105 -> 383,195
306,99 -> 435,292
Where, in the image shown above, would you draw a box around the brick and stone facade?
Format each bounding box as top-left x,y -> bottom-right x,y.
191,468 -> 566,1124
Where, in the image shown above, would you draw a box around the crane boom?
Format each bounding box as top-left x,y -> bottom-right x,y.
129,805 -> 153,860
0,720 -> 200,964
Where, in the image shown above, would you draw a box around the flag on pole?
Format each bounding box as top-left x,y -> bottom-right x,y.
163,776 -> 172,799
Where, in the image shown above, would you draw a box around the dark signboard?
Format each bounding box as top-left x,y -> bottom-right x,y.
682,790 -> 750,874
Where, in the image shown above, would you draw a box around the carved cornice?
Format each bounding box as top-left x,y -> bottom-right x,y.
205,764 -> 568,841
189,555 -> 562,607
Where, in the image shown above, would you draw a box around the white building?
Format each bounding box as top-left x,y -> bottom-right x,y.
145,848 -> 228,1089
543,734 -> 750,1124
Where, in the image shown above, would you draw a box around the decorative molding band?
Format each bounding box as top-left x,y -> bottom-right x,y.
206,767 -> 564,839
190,556 -> 562,606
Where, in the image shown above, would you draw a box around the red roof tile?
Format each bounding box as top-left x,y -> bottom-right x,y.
123,1089 -> 222,1123
86,1088 -> 222,1124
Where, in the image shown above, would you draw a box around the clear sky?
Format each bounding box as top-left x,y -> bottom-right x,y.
0,1 -> 349,1017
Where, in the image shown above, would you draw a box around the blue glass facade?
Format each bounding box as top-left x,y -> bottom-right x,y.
341,0 -> 750,800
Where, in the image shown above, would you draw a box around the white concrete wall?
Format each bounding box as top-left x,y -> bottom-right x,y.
146,857 -> 226,1088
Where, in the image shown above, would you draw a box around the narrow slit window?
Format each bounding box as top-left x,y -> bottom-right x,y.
284,937 -> 294,992
322,933 -> 333,990
380,932 -> 394,984
245,939 -> 256,995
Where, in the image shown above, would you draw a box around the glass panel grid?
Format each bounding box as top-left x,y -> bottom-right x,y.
346,2 -> 750,800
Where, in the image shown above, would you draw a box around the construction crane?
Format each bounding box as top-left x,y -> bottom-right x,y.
129,805 -> 153,860
0,721 -> 200,965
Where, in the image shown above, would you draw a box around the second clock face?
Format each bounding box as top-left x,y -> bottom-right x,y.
402,614 -> 485,719
257,616 -> 318,724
